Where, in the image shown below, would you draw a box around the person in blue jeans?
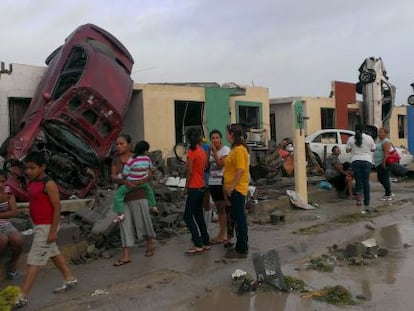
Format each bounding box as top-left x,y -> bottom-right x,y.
346,124 -> 376,213
183,128 -> 210,255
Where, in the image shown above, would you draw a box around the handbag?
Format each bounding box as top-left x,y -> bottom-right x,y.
385,144 -> 401,165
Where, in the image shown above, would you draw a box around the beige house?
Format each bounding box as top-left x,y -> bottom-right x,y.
125,83 -> 270,158
270,85 -> 408,149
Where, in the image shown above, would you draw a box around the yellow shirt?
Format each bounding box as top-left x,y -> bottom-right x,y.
223,145 -> 249,196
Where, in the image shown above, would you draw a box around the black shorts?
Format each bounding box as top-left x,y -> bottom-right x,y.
209,185 -> 225,202
328,175 -> 346,192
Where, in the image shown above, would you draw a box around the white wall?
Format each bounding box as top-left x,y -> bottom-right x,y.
0,63 -> 46,144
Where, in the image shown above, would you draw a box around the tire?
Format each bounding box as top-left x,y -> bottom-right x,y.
407,95 -> 414,106
359,69 -> 376,84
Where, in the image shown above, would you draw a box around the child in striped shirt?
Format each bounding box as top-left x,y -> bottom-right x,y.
112,141 -> 158,223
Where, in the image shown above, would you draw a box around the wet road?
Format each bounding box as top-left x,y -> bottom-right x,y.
194,221 -> 414,311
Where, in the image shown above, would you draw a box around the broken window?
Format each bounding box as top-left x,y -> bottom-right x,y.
238,106 -> 260,132
82,109 -> 99,125
51,47 -> 86,100
174,101 -> 204,144
320,108 -> 335,129
398,114 -> 407,139
100,122 -> 111,137
8,97 -> 31,134
69,95 -> 82,111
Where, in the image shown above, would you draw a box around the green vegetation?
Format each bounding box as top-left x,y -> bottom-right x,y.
306,255 -> 336,272
0,286 -> 20,311
307,285 -> 356,305
284,275 -> 306,292
334,213 -> 372,224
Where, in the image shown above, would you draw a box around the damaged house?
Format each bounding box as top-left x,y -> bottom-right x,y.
0,25 -> 270,201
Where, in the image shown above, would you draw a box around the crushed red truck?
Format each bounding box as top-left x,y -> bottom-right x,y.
0,24 -> 134,201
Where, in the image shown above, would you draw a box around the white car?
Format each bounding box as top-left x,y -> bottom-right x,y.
305,129 -> 413,167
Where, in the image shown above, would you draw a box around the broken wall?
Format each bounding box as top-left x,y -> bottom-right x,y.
0,63 -> 46,145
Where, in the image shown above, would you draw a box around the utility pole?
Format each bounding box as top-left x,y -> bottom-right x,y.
292,100 -> 308,203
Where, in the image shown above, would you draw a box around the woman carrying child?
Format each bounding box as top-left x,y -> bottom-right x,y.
111,135 -> 156,266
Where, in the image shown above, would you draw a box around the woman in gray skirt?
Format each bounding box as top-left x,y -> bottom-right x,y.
111,134 -> 156,266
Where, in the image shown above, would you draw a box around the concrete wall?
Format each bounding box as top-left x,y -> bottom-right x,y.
230,86 -> 270,142
134,83 -> 205,158
389,105 -> 408,148
0,63 -> 46,144
303,96 -> 335,135
270,98 -> 294,144
271,95 -> 408,151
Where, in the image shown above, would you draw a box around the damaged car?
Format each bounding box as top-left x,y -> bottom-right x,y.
1,23 -> 134,201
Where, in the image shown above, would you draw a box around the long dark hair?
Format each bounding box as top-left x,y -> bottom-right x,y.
186,128 -> 201,151
355,124 -> 363,147
226,124 -> 248,150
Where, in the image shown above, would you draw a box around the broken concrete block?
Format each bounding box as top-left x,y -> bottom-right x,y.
58,223 -> 81,245
269,211 -> 285,224
158,214 -> 181,229
343,243 -> 365,259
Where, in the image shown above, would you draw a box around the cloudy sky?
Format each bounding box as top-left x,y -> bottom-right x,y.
2,0 -> 414,105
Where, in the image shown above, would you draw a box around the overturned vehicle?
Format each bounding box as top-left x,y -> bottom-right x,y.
1,24 -> 134,201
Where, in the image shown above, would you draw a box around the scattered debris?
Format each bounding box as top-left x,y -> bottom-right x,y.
306,254 -> 336,272
283,275 -> 307,292
90,289 -> 109,297
231,269 -> 247,280
252,249 -> 287,291
302,285 -> 356,305
286,190 -> 315,210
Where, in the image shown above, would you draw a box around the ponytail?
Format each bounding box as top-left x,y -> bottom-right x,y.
355,124 -> 363,147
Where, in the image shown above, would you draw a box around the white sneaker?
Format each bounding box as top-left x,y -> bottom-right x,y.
380,196 -> 393,201
53,278 -> 78,293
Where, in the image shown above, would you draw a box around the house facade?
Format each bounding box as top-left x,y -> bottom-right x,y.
125,83 -> 270,158
270,81 -> 409,149
0,63 -> 270,159
0,63 -> 46,145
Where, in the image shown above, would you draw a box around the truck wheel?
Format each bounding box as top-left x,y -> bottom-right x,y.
359,69 -> 376,84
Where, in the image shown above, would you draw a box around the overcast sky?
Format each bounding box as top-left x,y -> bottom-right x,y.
2,0 -> 414,105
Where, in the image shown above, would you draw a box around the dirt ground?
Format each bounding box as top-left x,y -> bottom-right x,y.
3,176 -> 414,311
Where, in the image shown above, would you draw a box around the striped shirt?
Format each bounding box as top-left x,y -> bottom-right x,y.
122,155 -> 152,181
0,199 -> 10,226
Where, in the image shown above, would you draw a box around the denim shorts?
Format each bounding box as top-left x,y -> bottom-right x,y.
0,222 -> 18,236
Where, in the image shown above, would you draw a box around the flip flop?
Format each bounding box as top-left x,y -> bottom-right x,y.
203,245 -> 211,251
113,259 -> 131,267
210,239 -> 225,245
184,247 -> 204,256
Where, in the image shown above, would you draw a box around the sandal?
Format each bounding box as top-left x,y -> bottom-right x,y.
203,245 -> 211,251
145,249 -> 155,257
184,247 -> 204,255
210,238 -> 227,245
113,259 -> 131,267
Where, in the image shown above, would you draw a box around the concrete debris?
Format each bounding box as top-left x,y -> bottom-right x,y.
231,269 -> 247,280
90,289 -> 109,296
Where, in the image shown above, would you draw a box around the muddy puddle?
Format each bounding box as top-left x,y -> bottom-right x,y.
192,220 -> 414,311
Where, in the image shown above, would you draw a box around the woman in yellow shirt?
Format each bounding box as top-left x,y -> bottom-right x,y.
223,124 -> 249,258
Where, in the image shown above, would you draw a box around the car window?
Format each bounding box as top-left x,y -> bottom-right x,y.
52,47 -> 87,100
318,133 -> 337,144
340,133 -> 352,144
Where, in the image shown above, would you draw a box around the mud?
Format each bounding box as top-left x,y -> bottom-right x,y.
192,222 -> 414,311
